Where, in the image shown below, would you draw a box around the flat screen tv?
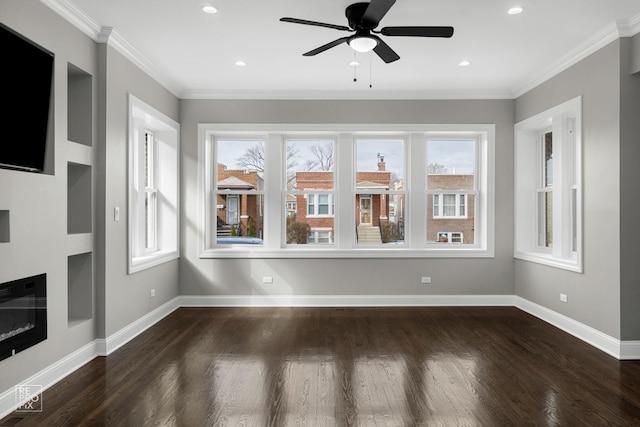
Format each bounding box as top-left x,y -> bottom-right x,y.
0,23 -> 54,173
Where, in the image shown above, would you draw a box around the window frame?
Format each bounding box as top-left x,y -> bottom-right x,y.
514,96 -> 582,272
128,95 -> 180,274
433,193 -> 468,218
198,124 -> 494,258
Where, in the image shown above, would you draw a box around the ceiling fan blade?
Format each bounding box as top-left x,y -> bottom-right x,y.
380,26 -> 454,38
280,17 -> 351,32
303,37 -> 350,56
373,39 -> 400,63
362,0 -> 396,28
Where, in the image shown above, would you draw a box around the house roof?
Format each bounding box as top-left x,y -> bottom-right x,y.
217,176 -> 255,190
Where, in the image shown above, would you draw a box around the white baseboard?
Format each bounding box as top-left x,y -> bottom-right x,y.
0,340 -> 98,420
620,341 -> 640,360
2,294 -> 638,419
513,296 -> 631,359
96,297 -> 181,356
179,294 -> 516,307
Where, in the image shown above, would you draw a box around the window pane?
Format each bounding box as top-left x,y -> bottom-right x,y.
355,139 -> 405,246
428,194 -> 475,244
544,132 -> 553,187
287,140 -> 334,190
427,140 -> 475,189
443,194 -> 456,216
215,140 -> 264,245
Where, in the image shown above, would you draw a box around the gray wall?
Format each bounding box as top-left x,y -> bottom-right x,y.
179,99 -> 515,298
97,44 -> 180,337
619,36 -> 640,340
515,41 -> 623,338
0,0 -> 181,396
0,0 -> 98,393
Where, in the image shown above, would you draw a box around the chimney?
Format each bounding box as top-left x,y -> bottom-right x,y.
377,153 -> 385,171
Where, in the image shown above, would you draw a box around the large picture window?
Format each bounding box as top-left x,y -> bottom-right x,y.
199,124 -> 494,258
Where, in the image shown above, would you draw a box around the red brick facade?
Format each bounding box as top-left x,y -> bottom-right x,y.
426,174 -> 475,243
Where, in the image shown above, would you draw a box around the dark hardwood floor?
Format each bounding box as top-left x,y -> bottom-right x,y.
2,307 -> 640,426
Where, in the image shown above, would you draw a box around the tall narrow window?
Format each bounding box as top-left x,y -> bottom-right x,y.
514,96 -> 582,272
427,139 -> 476,245
214,139 -> 265,245
285,139 -> 335,245
128,95 -> 180,274
355,139 -> 406,246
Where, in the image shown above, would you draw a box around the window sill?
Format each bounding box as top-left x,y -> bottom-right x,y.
200,246 -> 493,259
129,249 -> 179,274
514,250 -> 582,273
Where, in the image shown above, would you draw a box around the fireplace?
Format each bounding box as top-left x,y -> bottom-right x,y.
0,274 -> 47,361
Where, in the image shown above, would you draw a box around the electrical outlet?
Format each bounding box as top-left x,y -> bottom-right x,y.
150,289 -> 156,298
421,276 -> 432,284
263,276 -> 273,284
560,293 -> 568,303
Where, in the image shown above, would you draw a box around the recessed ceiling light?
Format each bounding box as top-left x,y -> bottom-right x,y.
235,60 -> 246,67
459,60 -> 471,67
349,60 -> 361,67
508,6 -> 524,15
202,5 -> 218,14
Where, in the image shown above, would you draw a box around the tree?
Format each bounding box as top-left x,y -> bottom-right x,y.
428,163 -> 447,174
236,143 -> 299,187
309,143 -> 333,171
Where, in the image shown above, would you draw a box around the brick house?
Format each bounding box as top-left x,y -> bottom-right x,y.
216,164 -> 263,237
293,160 -> 391,243
426,174 -> 475,244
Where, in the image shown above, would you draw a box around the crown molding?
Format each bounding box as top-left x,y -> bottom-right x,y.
513,13 -> 640,98
41,1 -> 640,101
40,0 -> 182,97
179,89 -> 515,100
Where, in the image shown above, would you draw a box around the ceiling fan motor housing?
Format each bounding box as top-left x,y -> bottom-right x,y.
346,3 -> 375,30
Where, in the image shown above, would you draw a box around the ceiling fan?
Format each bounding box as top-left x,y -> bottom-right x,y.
280,0 -> 454,64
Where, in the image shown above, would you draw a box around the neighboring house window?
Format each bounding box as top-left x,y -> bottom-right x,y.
433,194 -> 467,218
198,124 -> 494,257
128,95 -> 180,273
514,96 -> 582,272
307,193 -> 334,216
437,232 -> 463,243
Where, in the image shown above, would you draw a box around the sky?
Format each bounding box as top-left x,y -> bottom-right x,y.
216,138 -> 475,177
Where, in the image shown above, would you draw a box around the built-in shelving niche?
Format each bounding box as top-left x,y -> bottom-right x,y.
67,162 -> 92,234
67,63 -> 92,147
68,252 -> 92,326
66,62 -> 93,327
0,210 -> 9,243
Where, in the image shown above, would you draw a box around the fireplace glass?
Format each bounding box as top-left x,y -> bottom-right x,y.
0,273 -> 47,361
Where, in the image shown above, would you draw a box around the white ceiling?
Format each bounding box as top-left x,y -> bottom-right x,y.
44,0 -> 640,99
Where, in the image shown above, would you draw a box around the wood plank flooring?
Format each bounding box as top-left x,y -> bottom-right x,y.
2,307 -> 640,426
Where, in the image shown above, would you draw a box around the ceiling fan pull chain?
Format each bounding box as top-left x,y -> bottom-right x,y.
369,56 -> 373,88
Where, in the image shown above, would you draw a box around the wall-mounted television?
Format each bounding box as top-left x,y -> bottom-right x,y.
0,23 -> 54,173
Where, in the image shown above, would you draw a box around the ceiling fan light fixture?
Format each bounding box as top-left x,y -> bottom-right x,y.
202,5 -> 217,14
349,36 -> 378,53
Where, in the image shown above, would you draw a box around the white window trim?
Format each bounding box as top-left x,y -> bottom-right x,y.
128,95 -> 180,273
514,96 -> 582,273
198,124 -> 494,259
